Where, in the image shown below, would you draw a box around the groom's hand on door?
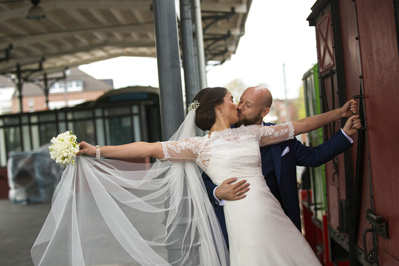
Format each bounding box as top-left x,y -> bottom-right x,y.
215,178 -> 250,201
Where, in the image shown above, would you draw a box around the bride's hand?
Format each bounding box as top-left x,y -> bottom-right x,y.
77,141 -> 96,157
340,99 -> 358,118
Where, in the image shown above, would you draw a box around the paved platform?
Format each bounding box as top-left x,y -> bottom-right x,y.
0,199 -> 50,266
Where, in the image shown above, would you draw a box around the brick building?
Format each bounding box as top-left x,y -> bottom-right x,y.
0,68 -> 113,114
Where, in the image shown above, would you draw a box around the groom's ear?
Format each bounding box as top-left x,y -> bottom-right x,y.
261,107 -> 270,118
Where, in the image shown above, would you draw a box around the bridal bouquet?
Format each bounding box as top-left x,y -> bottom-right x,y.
49,131 -> 80,165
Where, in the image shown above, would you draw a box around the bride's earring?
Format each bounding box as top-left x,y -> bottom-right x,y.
220,112 -> 224,116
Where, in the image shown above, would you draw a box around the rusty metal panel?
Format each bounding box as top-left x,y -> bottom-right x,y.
355,0 -> 399,264
314,5 -> 350,237
310,0 -> 399,264
337,0 -> 374,254
322,78 -> 349,231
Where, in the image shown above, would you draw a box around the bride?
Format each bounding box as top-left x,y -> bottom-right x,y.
31,87 -> 359,266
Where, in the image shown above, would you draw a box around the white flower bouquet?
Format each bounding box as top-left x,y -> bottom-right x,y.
49,131 -> 80,165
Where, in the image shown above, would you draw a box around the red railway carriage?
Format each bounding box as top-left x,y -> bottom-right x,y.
304,0 -> 399,265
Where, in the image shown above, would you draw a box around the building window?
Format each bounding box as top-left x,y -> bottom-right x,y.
67,80 -> 83,92
49,82 -> 65,93
50,80 -> 83,94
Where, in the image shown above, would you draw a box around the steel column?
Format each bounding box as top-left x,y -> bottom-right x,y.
180,0 -> 201,104
153,0 -> 185,140
16,64 -> 23,113
193,0 -> 207,89
43,73 -> 49,109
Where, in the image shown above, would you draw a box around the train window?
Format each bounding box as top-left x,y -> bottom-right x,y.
4,116 -> 19,126
67,121 -> 74,133
58,122 -> 67,134
31,125 -> 40,150
39,123 -> 57,147
74,120 -> 95,144
105,119 -> 111,144
95,108 -> 102,117
4,126 -> 22,154
22,115 -> 28,123
133,115 -> 141,141
31,115 -> 38,123
57,112 -> 65,120
106,116 -> 133,145
22,125 -> 30,151
105,107 -> 130,116
38,113 -> 56,122
73,110 -> 92,119
96,118 -> 105,146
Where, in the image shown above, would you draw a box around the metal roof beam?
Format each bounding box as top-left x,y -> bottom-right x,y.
2,23 -> 154,46
204,27 -> 242,35
0,1 -> 152,22
0,40 -> 155,71
0,1 -> 245,23
201,3 -> 247,13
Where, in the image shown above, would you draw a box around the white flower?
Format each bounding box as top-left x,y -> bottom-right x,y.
188,100 -> 200,111
49,131 -> 80,166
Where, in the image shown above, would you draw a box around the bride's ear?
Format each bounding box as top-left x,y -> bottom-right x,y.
214,105 -> 223,116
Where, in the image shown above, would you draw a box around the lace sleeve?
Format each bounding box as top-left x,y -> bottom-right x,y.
160,137 -> 204,161
256,122 -> 295,147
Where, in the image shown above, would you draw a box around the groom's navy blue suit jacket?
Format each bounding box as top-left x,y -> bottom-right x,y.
202,123 -> 353,244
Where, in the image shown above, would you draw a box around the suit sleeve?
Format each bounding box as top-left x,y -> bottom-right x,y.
202,171 -> 229,245
295,130 -> 353,167
202,172 -> 219,206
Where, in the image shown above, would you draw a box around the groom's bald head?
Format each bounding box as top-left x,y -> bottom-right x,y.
237,86 -> 273,126
245,86 -> 273,108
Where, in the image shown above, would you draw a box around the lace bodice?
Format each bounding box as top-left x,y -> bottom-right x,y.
161,123 -> 294,184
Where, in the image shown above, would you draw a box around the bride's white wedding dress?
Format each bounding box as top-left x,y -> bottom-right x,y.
162,123 -> 321,266
31,110 -> 321,266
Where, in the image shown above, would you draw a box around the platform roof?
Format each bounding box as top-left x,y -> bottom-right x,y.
0,0 -> 252,77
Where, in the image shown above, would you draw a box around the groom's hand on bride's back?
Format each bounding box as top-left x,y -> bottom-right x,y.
215,178 -> 250,201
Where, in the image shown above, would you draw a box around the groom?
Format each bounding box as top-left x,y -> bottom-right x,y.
202,86 -> 357,243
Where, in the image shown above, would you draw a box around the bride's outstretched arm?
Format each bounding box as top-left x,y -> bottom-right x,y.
293,99 -> 357,135
77,141 -> 164,159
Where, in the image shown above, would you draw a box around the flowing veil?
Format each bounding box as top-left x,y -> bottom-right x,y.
31,110 -> 229,266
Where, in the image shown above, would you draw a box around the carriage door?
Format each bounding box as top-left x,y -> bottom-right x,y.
310,0 -> 399,265
311,3 -> 357,264
351,0 -> 399,265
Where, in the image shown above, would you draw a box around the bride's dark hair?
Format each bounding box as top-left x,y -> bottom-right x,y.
192,87 -> 227,131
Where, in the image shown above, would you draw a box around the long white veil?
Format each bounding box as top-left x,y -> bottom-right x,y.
31,110 -> 229,266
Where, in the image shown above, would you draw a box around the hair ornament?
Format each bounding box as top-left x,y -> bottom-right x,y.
188,100 -> 200,111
